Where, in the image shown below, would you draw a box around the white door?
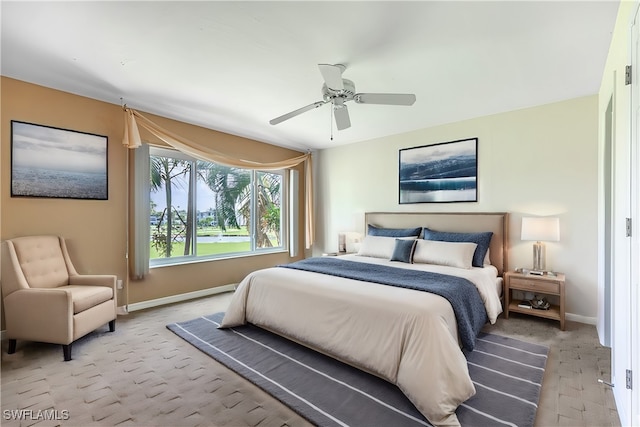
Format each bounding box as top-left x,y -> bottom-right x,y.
630,7 -> 640,422
616,5 -> 640,425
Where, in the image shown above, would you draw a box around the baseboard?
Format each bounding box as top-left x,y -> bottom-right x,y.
127,284 -> 237,313
566,312 -> 597,325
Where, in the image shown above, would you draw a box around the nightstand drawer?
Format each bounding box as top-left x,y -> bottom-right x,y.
509,277 -> 560,294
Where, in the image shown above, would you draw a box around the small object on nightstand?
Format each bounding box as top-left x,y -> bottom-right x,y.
323,251 -> 353,257
517,300 -> 532,309
530,297 -> 551,310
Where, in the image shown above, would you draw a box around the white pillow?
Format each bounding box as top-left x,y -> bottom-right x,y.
357,235 -> 416,259
484,248 -> 491,266
413,240 -> 478,269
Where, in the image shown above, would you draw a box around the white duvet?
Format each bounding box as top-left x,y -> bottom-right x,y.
220,255 -> 502,426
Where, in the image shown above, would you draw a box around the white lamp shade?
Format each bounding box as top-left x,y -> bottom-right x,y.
521,217 -> 560,242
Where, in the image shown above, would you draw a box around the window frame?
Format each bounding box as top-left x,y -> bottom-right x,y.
148,146 -> 288,268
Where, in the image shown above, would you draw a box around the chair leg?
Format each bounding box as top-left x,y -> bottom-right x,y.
62,344 -> 72,361
8,339 -> 16,354
109,319 -> 115,332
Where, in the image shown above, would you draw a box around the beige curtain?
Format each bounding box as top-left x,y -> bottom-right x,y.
122,108 -> 314,248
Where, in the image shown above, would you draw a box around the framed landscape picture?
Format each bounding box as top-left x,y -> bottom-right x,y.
11,121 -> 108,200
399,137 -> 478,204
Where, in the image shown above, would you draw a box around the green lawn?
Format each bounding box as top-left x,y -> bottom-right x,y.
150,241 -> 250,259
197,226 -> 248,237
149,226 -> 280,259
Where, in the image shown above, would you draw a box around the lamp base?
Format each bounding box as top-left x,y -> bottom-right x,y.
532,241 -> 546,271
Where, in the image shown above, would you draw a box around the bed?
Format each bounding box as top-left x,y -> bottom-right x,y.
220,212 -> 509,426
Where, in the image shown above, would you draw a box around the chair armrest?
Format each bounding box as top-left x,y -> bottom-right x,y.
5,288 -> 73,313
4,288 -> 73,319
4,288 -> 74,343
69,274 -> 117,290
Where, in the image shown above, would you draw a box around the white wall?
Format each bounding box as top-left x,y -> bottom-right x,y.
315,96 -> 599,321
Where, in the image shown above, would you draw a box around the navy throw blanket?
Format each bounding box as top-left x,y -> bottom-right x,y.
279,257 -> 488,351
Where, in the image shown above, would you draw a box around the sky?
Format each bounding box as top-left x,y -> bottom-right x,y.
150,178 -> 218,212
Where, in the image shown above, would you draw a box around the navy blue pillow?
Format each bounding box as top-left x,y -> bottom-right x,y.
390,239 -> 417,263
422,228 -> 493,267
367,224 -> 422,237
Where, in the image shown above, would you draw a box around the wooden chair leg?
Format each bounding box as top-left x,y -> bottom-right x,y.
62,344 -> 72,361
109,319 -> 115,332
8,339 -> 16,354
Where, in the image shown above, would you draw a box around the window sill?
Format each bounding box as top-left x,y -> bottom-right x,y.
149,248 -> 289,269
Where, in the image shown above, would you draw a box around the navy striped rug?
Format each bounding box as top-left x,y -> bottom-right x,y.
167,313 -> 548,427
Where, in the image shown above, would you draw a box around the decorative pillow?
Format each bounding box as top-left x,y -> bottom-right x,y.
367,224 -> 422,238
413,240 -> 478,269
358,235 -> 416,259
422,228 -> 493,268
390,239 -> 418,263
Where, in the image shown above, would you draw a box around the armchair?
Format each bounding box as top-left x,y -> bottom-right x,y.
1,235 -> 117,361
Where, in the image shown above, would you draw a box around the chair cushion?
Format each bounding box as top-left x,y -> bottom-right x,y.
61,285 -> 114,314
11,236 -> 69,288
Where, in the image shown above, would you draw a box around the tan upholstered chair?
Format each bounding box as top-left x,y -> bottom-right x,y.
1,235 -> 117,361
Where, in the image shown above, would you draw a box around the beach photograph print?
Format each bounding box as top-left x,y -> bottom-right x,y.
399,138 -> 478,203
11,121 -> 108,200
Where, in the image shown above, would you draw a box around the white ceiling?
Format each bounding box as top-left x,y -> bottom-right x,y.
1,1 -> 619,151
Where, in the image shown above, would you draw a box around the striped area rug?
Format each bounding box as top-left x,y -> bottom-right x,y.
167,313 -> 548,427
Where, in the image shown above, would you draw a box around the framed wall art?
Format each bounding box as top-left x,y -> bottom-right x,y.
399,137 -> 477,204
11,120 -> 108,200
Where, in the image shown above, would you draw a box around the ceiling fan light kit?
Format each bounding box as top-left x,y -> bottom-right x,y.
269,64 -> 416,131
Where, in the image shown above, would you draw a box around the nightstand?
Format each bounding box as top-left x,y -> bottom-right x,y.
504,271 -> 566,330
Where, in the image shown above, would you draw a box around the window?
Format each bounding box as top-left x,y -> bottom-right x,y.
148,147 -> 285,265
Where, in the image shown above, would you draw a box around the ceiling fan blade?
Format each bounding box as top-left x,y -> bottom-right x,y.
333,103 -> 351,130
318,64 -> 344,90
354,93 -> 416,106
269,100 -> 327,125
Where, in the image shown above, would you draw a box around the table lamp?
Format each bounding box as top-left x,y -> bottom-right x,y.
521,217 -> 560,274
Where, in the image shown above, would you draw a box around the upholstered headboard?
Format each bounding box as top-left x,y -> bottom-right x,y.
364,212 -> 509,276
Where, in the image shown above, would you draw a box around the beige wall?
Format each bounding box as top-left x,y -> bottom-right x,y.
315,96 -> 599,321
1,77 -> 306,326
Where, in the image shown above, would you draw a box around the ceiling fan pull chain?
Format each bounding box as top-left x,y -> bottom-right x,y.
330,105 -> 334,141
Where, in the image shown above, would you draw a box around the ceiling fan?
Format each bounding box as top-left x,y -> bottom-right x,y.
269,64 -> 416,131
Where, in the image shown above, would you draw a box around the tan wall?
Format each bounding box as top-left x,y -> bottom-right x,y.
1,77 -> 306,327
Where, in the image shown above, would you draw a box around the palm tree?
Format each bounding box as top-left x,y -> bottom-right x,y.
256,172 -> 281,247
203,164 -> 251,231
150,156 -> 192,257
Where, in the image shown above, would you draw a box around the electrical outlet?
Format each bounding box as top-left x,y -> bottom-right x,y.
117,279 -> 123,290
